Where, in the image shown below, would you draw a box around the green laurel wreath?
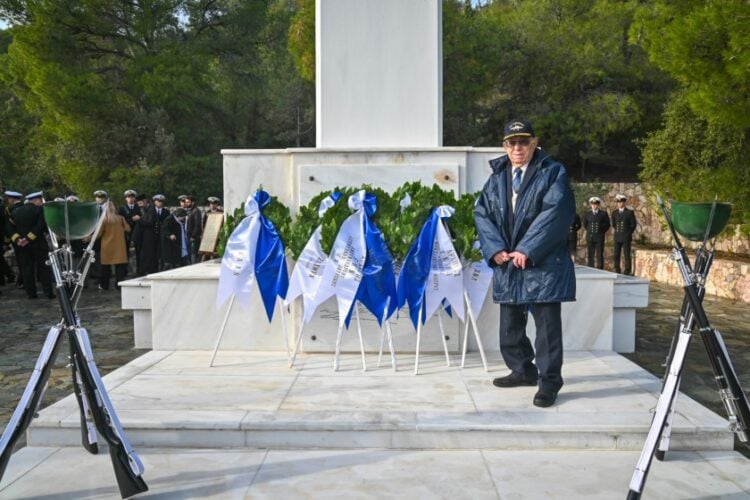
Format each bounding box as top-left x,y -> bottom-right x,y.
216,191 -> 292,257
217,183 -> 482,263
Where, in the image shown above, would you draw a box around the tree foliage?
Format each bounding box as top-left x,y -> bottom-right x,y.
632,1 -> 750,226
0,0 -> 314,200
631,0 -> 750,128
639,92 -> 750,226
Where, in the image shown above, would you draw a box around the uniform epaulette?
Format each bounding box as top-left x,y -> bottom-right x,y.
27,232 -> 37,241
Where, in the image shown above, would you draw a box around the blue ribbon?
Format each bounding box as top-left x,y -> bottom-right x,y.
254,190 -> 289,322
343,192 -> 397,328
396,207 -> 445,329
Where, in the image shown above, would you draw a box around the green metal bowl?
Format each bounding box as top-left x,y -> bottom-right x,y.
670,200 -> 732,241
43,201 -> 101,240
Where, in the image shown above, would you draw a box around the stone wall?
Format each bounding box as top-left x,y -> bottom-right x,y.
573,182 -> 749,256
634,249 -> 750,303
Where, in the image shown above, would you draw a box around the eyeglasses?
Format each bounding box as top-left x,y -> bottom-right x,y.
504,138 -> 532,148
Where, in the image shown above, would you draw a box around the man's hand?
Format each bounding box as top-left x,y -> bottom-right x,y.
132,215 -> 141,221
170,235 -> 176,241
492,251 -> 510,265
509,251 -> 528,269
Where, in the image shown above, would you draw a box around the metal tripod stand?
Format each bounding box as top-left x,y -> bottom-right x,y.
627,197 -> 750,499
0,201 -> 148,498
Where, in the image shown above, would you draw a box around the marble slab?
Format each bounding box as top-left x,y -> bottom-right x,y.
3,447 -> 749,499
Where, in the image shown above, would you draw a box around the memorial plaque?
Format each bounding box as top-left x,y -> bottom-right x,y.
199,212 -> 224,254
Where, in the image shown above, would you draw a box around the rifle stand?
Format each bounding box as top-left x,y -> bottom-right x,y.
627,198 -> 749,499
0,201 -> 148,499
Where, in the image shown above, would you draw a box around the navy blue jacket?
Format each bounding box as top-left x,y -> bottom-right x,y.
474,149 -> 576,304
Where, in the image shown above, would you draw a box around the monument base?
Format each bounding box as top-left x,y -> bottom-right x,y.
120,262 -> 647,354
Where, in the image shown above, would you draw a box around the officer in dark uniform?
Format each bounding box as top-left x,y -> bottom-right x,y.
4,191 -> 25,288
584,196 -> 610,269
118,189 -> 142,269
137,194 -> 171,274
611,193 -> 637,275
567,212 -> 581,258
8,192 -> 54,298
133,194 -> 150,275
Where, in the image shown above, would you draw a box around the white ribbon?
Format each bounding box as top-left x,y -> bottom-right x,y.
399,193 -> 412,212
285,194 -> 341,323
216,196 -> 261,309
463,258 -> 493,320
424,205 -> 465,322
315,191 -> 367,327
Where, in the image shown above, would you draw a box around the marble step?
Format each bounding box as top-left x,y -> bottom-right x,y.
26,350 -> 735,451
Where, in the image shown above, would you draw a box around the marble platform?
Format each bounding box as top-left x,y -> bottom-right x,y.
26,351 -> 732,451
120,263 -> 648,354
5,349 -> 749,498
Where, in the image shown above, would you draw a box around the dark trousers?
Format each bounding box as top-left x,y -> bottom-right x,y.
613,240 -> 632,275
586,238 -> 605,269
18,245 -> 52,297
99,263 -> 127,290
499,302 -> 563,392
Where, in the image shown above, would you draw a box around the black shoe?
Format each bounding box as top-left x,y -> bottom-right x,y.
28,294 -> 38,299
45,292 -> 56,299
533,388 -> 558,408
493,372 -> 537,388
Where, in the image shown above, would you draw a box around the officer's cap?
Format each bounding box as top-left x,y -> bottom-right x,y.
4,190 -> 22,199
54,197 -> 65,202
124,189 -> 137,197
177,194 -> 188,201
503,119 -> 535,141
152,194 -> 166,202
66,195 -> 80,202
615,194 -> 628,202
26,191 -> 43,201
207,196 -> 220,203
93,190 -> 108,198
589,196 -> 602,204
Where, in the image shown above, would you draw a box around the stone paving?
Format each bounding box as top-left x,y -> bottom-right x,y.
0,279 -> 148,431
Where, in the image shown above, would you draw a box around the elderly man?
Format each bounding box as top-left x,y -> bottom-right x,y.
611,194 -> 637,275
584,196 -> 610,269
474,119 -> 576,407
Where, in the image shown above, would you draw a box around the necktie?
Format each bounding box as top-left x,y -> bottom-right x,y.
513,168 -> 522,193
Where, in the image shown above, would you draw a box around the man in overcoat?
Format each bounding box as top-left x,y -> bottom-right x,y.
474,119 -> 576,407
